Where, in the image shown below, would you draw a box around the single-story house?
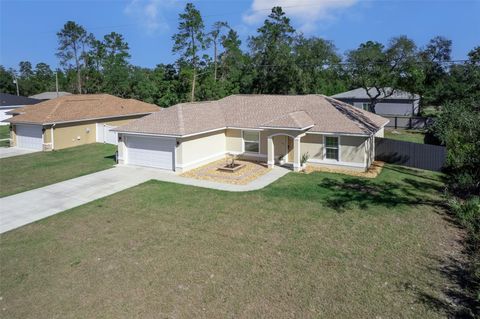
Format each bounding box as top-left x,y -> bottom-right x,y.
113,95 -> 389,173
5,94 -> 159,151
0,93 -> 41,126
29,91 -> 72,100
331,87 -> 420,116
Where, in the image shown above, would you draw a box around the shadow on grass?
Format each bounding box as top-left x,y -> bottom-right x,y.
317,177 -> 445,213
404,254 -> 479,318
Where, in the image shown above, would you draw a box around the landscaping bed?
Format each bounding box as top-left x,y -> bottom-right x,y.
181,158 -> 271,185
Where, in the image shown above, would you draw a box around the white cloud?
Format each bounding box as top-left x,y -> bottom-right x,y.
243,0 -> 358,33
124,0 -> 175,33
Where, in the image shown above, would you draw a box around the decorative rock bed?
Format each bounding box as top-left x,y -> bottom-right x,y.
181,158 -> 271,185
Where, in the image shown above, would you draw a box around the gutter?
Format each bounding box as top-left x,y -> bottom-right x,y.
6,112 -> 157,126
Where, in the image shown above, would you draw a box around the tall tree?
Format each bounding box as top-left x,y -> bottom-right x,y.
209,21 -> 229,82
0,66 -> 16,94
249,6 -> 298,94
56,21 -> 88,93
293,36 -> 345,95
172,3 -> 208,102
102,32 -> 131,96
418,36 -> 453,106
346,36 -> 418,113
220,29 -> 251,92
34,63 -> 54,92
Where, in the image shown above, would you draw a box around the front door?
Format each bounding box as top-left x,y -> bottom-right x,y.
287,136 -> 294,163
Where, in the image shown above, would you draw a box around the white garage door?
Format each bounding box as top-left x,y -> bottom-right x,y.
126,135 -> 175,170
16,124 -> 43,150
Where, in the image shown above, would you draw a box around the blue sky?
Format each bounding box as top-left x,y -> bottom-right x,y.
1,0 -> 479,70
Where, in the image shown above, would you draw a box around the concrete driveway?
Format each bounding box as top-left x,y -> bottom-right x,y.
0,147 -> 38,159
0,165 -> 289,234
0,166 -> 167,233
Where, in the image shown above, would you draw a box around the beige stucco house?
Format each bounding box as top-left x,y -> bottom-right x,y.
113,95 -> 389,173
5,94 -> 159,151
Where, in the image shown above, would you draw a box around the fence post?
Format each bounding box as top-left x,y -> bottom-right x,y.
395,117 -> 397,129
409,117 -> 412,129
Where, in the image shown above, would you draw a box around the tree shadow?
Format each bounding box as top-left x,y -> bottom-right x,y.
381,164 -> 445,183
402,253 -> 479,318
317,177 -> 445,213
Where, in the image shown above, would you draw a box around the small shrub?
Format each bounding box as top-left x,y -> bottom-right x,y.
301,152 -> 310,166
450,196 -> 480,303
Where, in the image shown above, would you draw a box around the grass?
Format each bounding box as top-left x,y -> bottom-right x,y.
0,164 -> 469,318
0,143 -> 116,197
385,128 -> 426,144
0,125 -> 10,147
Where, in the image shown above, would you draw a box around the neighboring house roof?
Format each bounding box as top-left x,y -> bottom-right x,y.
0,93 -> 41,108
331,87 -> 420,100
29,91 -> 72,100
115,94 -> 389,137
5,94 -> 159,125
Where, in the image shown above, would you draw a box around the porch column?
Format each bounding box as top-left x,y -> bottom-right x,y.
267,136 -> 274,168
293,134 -> 305,172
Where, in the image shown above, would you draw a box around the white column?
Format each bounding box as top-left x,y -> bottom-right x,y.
267,136 -> 274,168
293,136 -> 301,171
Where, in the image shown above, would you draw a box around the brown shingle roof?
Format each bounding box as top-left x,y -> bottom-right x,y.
260,110 -> 314,130
6,94 -> 159,124
115,94 -> 389,136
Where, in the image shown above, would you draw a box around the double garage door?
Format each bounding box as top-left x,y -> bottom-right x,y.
125,135 -> 175,170
16,124 -> 43,150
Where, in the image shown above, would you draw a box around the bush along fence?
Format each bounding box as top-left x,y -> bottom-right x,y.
375,137 -> 446,171
383,115 -> 433,129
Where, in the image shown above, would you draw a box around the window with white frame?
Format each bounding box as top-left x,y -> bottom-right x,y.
243,131 -> 260,153
325,136 -> 339,161
361,103 -> 370,111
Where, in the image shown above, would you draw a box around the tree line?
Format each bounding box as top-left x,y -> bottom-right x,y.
0,4 -> 478,113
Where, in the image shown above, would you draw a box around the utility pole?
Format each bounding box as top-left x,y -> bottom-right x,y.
55,71 -> 59,98
13,75 -> 19,96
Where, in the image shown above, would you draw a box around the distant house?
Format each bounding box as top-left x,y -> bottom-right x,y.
5,94 -> 159,151
331,87 -> 420,116
0,93 -> 41,126
29,91 -> 72,100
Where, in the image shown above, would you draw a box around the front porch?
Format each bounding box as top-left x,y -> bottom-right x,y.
266,132 -> 306,172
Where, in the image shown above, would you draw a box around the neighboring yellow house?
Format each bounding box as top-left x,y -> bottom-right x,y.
5,94 -> 159,151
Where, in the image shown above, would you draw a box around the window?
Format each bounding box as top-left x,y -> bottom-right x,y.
325,136 -> 339,161
243,131 -> 260,153
361,103 -> 370,111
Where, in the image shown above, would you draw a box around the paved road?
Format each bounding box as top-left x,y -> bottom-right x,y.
0,147 -> 38,159
0,165 -> 289,233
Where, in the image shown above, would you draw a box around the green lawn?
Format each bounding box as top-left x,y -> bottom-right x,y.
0,164 -> 467,318
0,125 -> 10,147
0,143 -> 116,197
385,129 -> 426,144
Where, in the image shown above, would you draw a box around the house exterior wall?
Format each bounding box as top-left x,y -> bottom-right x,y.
225,129 -> 242,152
300,133 -> 324,159
301,133 -> 369,171
177,130 -> 226,172
341,135 -> 366,163
338,98 -> 418,116
45,115 -> 147,150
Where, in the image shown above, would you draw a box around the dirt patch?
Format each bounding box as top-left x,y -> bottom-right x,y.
181,158 -> 271,185
305,161 -> 384,178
